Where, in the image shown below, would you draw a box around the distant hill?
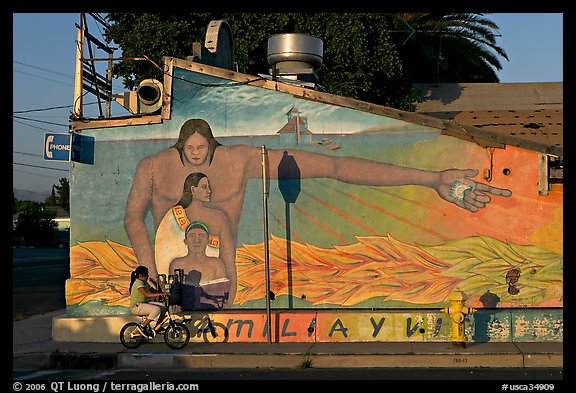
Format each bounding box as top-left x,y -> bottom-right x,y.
13,188 -> 51,203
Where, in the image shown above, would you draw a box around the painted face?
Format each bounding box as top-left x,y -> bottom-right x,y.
184,227 -> 209,252
192,176 -> 211,202
183,132 -> 209,166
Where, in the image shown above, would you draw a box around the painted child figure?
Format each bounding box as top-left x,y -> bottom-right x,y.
169,221 -> 230,309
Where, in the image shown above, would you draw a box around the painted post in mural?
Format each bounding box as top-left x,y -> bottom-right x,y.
261,145 -> 272,343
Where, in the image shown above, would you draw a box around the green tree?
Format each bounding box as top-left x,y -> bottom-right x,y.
104,13 -> 214,90
387,13 -> 508,83
292,13 -> 417,110
44,178 -> 70,212
104,13 -> 414,109
44,186 -> 58,207
14,202 -> 58,248
103,12 -> 507,110
13,191 -> 20,215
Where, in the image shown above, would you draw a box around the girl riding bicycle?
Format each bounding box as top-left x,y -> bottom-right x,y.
130,266 -> 169,339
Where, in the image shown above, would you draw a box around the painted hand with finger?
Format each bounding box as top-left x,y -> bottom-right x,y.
435,169 -> 512,212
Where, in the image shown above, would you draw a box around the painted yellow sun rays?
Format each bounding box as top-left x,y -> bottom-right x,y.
67,234 -> 562,309
235,234 -> 562,307
67,239 -> 139,307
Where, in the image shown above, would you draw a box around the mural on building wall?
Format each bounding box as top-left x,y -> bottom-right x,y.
122,116 -> 517,308
66,65 -> 563,322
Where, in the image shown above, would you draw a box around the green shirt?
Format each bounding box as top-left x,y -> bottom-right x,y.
130,278 -> 149,308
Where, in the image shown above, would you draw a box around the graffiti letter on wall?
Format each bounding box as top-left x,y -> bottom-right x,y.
228,319 -> 254,338
370,317 -> 386,338
406,317 -> 423,337
282,319 -> 297,336
434,318 -> 443,337
328,319 -> 348,338
308,318 -> 316,337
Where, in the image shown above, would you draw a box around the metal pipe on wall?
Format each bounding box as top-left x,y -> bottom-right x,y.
261,145 -> 272,343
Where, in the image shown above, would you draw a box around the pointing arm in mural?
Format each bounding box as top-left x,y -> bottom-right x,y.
266,153 -> 511,211
124,118 -> 512,305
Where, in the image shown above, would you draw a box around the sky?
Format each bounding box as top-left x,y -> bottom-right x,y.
12,13 -> 564,195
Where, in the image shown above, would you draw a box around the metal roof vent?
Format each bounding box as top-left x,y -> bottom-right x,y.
267,33 -> 323,82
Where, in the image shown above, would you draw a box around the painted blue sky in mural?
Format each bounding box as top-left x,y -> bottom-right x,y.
88,67 -> 431,143
171,68 -> 419,138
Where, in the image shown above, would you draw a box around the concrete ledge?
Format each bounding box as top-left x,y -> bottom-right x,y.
311,353 -> 525,368
175,354 -> 307,368
53,314 -> 135,342
51,312 -> 564,344
15,350 -> 563,371
19,311 -> 560,371
523,354 -> 563,368
118,353 -> 310,369
113,352 -> 529,369
118,353 -> 176,368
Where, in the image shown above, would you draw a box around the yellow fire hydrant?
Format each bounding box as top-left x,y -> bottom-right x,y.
442,288 -> 476,348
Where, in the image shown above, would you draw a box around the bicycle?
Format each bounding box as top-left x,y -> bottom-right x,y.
120,296 -> 191,349
182,314 -> 229,343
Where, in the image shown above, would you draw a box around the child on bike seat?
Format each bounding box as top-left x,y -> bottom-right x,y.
169,221 -> 230,311
130,266 -> 169,339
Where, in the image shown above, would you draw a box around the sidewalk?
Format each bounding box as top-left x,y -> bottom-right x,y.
13,309 -> 563,370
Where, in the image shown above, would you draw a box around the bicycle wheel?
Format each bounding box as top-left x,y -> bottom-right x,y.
120,322 -> 145,349
164,321 -> 190,349
203,321 -> 229,343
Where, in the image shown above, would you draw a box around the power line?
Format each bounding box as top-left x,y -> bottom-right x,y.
14,66 -> 125,92
14,168 -> 68,179
13,119 -> 67,134
13,152 -> 69,170
14,105 -> 74,114
13,151 -> 43,158
13,69 -> 74,88
13,115 -> 69,128
13,101 -> 98,114
13,57 -> 125,93
13,162 -> 69,172
13,60 -> 74,79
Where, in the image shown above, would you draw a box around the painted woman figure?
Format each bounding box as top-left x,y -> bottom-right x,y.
154,172 -> 236,306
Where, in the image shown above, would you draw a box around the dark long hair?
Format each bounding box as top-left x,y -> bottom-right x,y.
176,172 -> 207,208
130,266 -> 149,291
172,119 -> 222,166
